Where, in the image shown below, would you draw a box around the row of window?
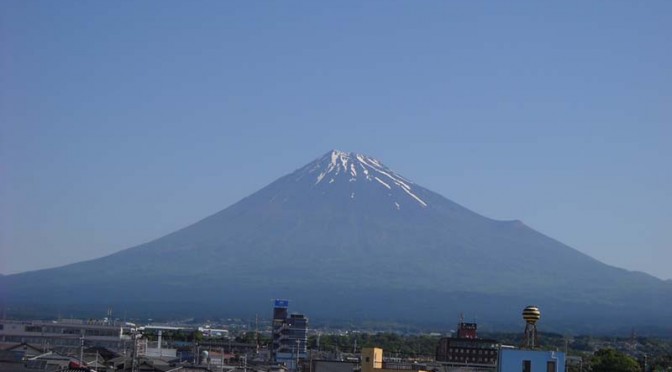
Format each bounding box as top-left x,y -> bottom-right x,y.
444,341 -> 497,349
22,326 -> 118,337
446,355 -> 496,363
1,335 -> 124,349
448,348 -> 496,355
522,360 -> 557,372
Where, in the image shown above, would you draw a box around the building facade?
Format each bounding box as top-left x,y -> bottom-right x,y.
361,348 -> 428,372
435,321 -> 498,368
271,300 -> 308,370
497,349 -> 565,372
0,319 -> 131,350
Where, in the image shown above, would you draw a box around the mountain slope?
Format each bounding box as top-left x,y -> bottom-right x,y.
2,150 -> 670,332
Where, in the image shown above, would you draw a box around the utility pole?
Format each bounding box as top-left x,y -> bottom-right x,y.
132,330 -> 137,372
296,339 -> 301,372
131,328 -> 141,372
79,335 -> 84,367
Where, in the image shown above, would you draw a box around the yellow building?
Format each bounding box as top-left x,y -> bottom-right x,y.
361,348 -> 429,372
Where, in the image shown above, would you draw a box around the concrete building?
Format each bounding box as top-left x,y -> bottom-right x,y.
0,319 -> 133,350
361,348 -> 428,372
497,349 -> 565,372
271,300 -> 308,370
435,321 -> 498,369
311,359 -> 359,372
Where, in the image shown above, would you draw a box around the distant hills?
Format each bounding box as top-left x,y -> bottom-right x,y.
1,150 -> 671,334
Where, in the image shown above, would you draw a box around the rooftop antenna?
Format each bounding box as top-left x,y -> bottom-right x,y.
255,314 -> 259,354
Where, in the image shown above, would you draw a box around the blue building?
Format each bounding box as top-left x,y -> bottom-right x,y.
498,348 -> 565,372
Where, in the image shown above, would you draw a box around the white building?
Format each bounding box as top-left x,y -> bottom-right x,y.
0,319 -> 132,350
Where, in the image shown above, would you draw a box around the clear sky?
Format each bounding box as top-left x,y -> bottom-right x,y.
1,1 -> 670,279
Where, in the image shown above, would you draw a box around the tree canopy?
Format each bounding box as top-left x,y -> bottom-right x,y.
589,348 -> 640,372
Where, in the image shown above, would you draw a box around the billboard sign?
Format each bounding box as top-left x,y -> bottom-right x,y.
274,299 -> 289,308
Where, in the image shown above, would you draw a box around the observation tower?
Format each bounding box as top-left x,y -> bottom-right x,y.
522,305 -> 541,348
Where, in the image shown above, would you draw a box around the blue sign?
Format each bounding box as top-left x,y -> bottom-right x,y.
274,299 -> 289,308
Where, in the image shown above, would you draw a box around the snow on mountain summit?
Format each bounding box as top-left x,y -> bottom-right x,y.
297,150 -> 428,208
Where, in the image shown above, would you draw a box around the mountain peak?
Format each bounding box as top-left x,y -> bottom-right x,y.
3,149 -> 672,332
321,149 -> 365,165
297,150 -> 428,208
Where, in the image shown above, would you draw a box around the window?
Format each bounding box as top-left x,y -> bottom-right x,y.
85,329 -> 118,337
523,360 -> 531,372
547,361 -> 556,372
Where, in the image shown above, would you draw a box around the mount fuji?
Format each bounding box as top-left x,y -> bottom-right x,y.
1,150 -> 671,332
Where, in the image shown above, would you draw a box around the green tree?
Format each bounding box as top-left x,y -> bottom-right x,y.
589,348 -> 640,372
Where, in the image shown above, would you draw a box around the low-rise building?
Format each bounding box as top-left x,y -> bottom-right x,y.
311,359 -> 359,372
497,349 -> 565,372
0,319 -> 132,350
435,321 -> 498,369
361,348 -> 428,372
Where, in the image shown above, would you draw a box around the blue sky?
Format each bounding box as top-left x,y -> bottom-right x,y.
1,1 -> 670,279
